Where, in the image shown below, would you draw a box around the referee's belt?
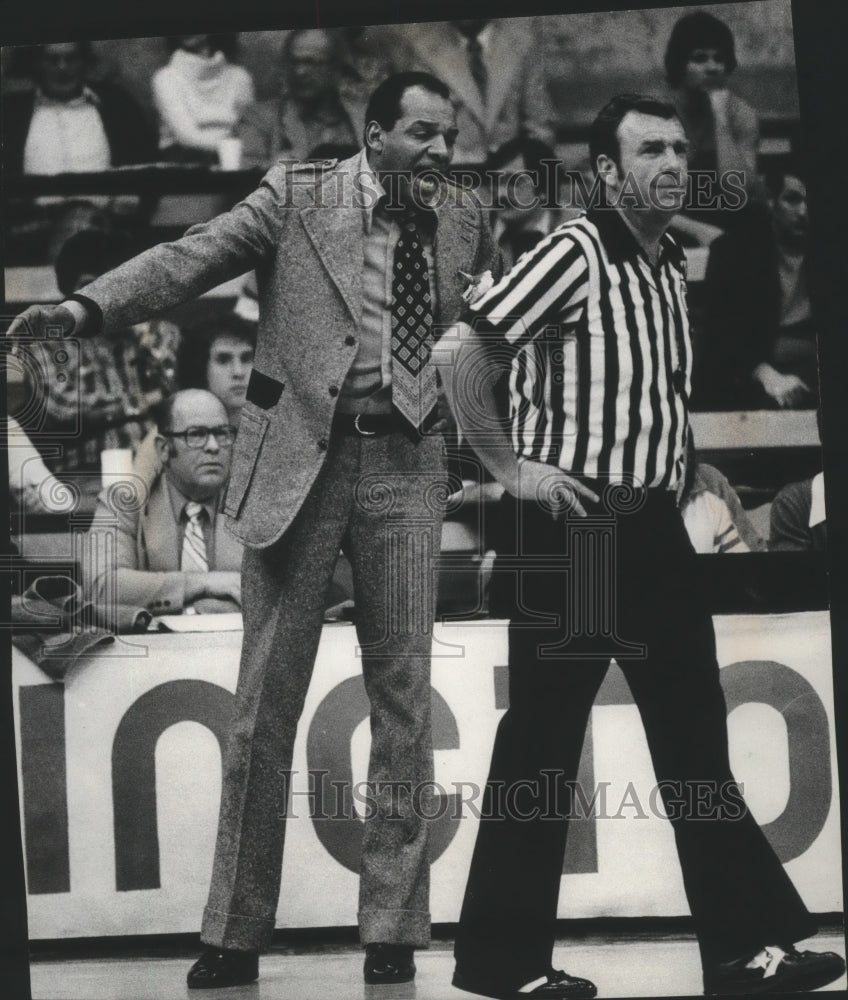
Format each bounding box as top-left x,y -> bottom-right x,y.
332,407 -> 439,438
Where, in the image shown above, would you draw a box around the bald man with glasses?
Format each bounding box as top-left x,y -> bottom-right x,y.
84,388 -> 245,617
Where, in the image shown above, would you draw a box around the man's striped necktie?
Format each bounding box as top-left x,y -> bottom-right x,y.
181,501 -> 209,573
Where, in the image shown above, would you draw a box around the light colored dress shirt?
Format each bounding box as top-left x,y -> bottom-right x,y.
23,88 -> 111,175
337,149 -> 437,414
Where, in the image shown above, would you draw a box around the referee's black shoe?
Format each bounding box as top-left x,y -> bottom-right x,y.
703,945 -> 845,994
453,967 -> 597,999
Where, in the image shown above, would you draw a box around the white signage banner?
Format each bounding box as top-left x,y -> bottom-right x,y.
13,613 -> 842,939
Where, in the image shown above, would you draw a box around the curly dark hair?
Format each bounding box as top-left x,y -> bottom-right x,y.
664,12 -> 737,88
164,34 -> 241,61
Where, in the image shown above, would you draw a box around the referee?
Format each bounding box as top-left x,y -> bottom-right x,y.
439,95 -> 844,999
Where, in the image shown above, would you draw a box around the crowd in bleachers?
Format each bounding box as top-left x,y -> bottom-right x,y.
3,10 -> 826,634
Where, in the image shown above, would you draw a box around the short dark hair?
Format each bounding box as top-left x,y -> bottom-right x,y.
485,137 -> 559,203
589,94 -> 680,174
485,137 -> 556,177
165,34 -> 240,61
54,228 -> 132,297
177,315 -> 256,391
664,12 -> 737,88
764,161 -> 805,200
364,71 -> 451,134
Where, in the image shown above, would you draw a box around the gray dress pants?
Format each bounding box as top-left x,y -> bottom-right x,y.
201,427 -> 447,950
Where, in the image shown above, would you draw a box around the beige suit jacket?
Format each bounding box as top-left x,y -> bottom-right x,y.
84,472 -> 244,613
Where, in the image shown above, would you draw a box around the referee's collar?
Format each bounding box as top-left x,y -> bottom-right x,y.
585,207 -> 685,269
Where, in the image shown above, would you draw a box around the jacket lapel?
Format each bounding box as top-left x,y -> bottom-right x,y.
433,196 -> 481,324
140,476 -> 180,571
300,157 -> 364,325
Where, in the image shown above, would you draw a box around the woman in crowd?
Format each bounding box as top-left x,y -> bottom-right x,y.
664,11 -> 762,244
152,34 -> 255,163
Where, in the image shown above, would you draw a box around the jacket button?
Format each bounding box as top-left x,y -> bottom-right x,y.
328,385 -> 339,397
345,335 -> 356,346
318,438 -> 328,451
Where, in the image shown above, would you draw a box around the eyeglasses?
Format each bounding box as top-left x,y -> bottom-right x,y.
161,425 -> 237,448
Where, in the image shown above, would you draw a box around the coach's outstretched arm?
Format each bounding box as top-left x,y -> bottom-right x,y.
7,162 -> 290,341
436,321 -> 598,517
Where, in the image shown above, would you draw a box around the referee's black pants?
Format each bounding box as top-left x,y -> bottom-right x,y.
453,489 -> 815,992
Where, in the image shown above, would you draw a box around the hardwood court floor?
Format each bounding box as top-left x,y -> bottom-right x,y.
29,933 -> 846,1000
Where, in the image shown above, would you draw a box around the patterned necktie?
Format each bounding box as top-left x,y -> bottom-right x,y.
466,36 -> 488,103
181,502 -> 209,574
390,209 -> 437,431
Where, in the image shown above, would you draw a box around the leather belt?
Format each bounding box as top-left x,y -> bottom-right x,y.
332,408 -> 439,438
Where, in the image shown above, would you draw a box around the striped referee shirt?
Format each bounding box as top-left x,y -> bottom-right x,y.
467,207 -> 691,490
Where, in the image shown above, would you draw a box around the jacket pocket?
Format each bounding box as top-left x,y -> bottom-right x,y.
246,369 -> 285,410
223,407 -> 269,517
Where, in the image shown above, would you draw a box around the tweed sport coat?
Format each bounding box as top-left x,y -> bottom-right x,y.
75,152 -> 500,548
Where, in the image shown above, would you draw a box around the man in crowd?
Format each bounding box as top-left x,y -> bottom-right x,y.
485,137 -> 559,271
2,41 -> 155,176
437,94 -> 844,999
84,389 -> 243,616
11,71 -> 498,990
3,41 -> 157,260
176,316 -> 256,429
697,166 -> 816,410
399,18 -> 556,165
237,28 -> 364,167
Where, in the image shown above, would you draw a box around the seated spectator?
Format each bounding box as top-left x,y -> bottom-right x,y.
396,18 -> 556,166
485,137 -> 559,271
84,389 -> 243,616
664,11 -> 761,245
20,229 -> 179,477
2,41 -> 156,262
2,41 -> 156,176
337,25 -> 408,106
236,29 -> 363,168
770,472 -> 826,552
177,316 -> 256,426
677,431 -> 766,553
133,313 -> 256,485
696,166 -> 816,410
680,462 -> 767,554
152,34 -> 254,163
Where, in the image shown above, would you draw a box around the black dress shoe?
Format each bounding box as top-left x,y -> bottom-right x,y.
453,967 -> 597,999
363,943 -> 416,985
186,946 -> 259,989
704,946 -> 845,995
